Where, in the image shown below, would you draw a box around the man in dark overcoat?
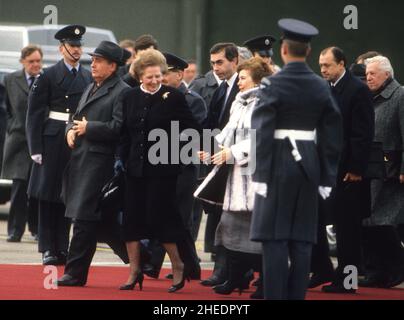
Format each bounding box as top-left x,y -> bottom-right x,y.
250,19 -> 342,300
56,41 -> 131,286
26,25 -> 92,265
310,47 -> 374,293
2,45 -> 43,242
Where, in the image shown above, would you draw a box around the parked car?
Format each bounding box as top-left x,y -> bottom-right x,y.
0,24 -> 117,205
0,24 -> 117,70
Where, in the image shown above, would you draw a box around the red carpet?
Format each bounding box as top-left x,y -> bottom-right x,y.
0,264 -> 403,300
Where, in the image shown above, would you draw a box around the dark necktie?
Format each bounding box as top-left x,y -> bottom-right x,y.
72,68 -> 77,77
218,81 -> 229,126
28,76 -> 36,89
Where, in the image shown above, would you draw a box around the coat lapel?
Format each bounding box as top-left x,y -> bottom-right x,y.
15,70 -> 29,95
76,75 -> 120,114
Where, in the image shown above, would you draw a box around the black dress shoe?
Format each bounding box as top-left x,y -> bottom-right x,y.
6,235 -> 22,243
308,274 -> 334,289
200,276 -> 225,287
56,251 -> 68,266
250,283 -> 264,299
42,251 -> 59,265
358,273 -> 384,288
321,283 -> 356,294
55,274 -> 86,287
213,280 -> 244,295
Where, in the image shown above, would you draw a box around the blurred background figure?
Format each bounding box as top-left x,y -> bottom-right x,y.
237,46 -> 253,65
123,34 -> 159,87
117,39 -> 136,77
2,45 -> 43,243
183,59 -> 199,87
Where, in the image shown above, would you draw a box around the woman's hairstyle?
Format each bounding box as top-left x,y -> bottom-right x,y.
130,48 -> 167,81
237,56 -> 273,84
365,55 -> 394,78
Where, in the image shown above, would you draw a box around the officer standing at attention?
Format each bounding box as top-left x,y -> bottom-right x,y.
26,25 -> 92,266
250,19 -> 342,300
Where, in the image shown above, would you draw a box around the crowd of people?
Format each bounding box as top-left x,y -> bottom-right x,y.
1,17 -> 404,300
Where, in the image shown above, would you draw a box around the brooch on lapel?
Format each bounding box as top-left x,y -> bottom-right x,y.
163,92 -> 170,100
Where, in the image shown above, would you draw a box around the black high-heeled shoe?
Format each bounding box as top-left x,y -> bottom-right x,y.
213,280 -> 244,295
119,272 -> 144,291
168,271 -> 190,293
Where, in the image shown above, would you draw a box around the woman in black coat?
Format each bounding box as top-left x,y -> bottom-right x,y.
119,49 -> 201,292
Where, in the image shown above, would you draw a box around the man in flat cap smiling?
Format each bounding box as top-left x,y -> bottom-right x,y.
250,18 -> 343,300
26,24 -> 92,266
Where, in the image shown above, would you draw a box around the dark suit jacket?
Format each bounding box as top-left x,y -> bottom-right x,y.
62,74 -> 129,221
189,70 -> 219,109
1,70 -> 32,180
331,69 -> 374,176
119,85 -> 201,177
205,74 -> 239,130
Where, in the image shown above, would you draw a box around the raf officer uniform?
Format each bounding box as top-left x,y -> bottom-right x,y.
250,19 -> 342,300
26,25 -> 92,265
243,35 -> 276,59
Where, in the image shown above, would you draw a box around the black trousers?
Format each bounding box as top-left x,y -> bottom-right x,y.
27,197 -> 39,235
311,180 -> 368,282
64,219 -> 129,283
262,240 -> 312,300
38,200 -> 70,253
204,205 -> 222,253
7,179 -> 29,238
310,201 -> 334,277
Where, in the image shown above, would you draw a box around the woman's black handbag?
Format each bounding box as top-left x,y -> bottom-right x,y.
194,164 -> 230,206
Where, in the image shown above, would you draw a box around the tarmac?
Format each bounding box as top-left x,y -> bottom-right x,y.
1,202 -> 404,291
0,202 -> 213,269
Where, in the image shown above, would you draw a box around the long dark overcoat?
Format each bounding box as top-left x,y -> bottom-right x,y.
62,74 -> 129,221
